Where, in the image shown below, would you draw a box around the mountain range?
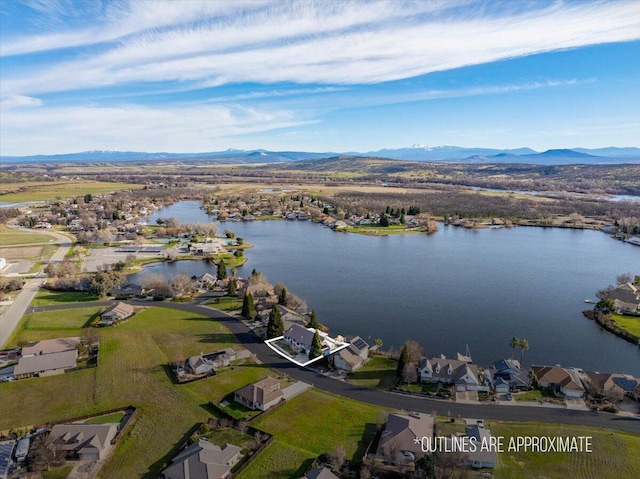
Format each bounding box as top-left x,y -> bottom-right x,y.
2,146 -> 639,165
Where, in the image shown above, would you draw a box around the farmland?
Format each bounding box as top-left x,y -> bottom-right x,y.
0,179 -> 143,202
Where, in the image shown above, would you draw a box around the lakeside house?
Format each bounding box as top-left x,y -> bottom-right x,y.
418,355 -> 480,392
376,412 -> 434,467
605,282 -> 640,314
49,423 -> 119,460
331,336 -> 369,373
531,365 -> 585,398
583,371 -> 639,399
234,377 -> 284,411
489,359 -> 530,393
283,324 -> 317,353
161,439 -> 242,479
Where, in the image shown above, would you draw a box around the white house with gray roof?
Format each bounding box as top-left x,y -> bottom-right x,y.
418,355 -> 480,391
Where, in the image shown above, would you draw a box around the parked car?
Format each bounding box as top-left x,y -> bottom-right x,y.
506,393 -> 513,401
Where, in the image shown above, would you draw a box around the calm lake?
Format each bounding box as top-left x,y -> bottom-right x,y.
138,201 -> 640,375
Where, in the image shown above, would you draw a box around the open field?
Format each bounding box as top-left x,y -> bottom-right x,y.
84,412 -> 124,424
0,306 -> 279,479
5,307 -> 101,347
347,355 -> 398,390
610,313 -> 640,338
0,245 -> 43,260
490,421 -> 640,479
0,179 -> 143,202
237,440 -> 313,479
0,223 -> 55,246
253,388 -> 384,460
31,290 -> 100,306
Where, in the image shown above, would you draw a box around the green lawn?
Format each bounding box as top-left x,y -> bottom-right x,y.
490,422 -> 640,479
5,307 -> 101,347
31,290 -> 100,306
514,389 -> 554,402
0,306 -> 280,479
41,465 -> 74,479
0,223 -> 55,246
237,440 -> 314,479
610,313 -> 640,338
206,296 -> 243,311
84,412 -> 124,424
347,356 -> 398,390
253,388 -> 384,460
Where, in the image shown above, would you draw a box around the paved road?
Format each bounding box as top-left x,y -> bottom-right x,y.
32,300 -> 640,435
0,225 -> 73,348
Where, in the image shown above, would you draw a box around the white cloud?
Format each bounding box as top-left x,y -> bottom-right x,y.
0,101 -> 315,156
0,95 -> 42,109
2,1 -> 638,96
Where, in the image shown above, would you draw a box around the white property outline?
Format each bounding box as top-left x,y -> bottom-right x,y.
264,330 -> 350,367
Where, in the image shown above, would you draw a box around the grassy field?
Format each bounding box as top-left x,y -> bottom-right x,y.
253,388 -> 384,460
5,307 -> 101,347
514,389 -> 555,402
0,306 -> 277,479
0,223 -> 55,246
84,412 -> 124,424
206,296 -> 243,311
346,225 -> 425,236
610,313 -> 640,338
41,466 -> 74,479
0,179 -> 144,202
347,355 -> 398,390
31,290 -> 100,306
490,422 -> 640,479
237,440 -> 313,479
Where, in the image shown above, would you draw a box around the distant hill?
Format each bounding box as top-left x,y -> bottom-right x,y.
1,146 -> 638,165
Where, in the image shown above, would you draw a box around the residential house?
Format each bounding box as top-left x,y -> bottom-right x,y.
261,304 -> 306,330
48,423 -> 119,460
22,337 -> 80,357
531,365 -> 585,398
284,324 -> 317,353
234,377 -> 283,411
584,371 -> 639,399
185,355 -> 214,376
299,466 -> 340,479
418,355 -> 480,391
162,440 -> 242,479
466,424 -> 497,469
332,337 -> 369,373
110,283 -> 143,298
198,273 -> 217,287
0,440 -> 15,479
183,349 -> 236,376
606,283 -> 640,314
492,359 -> 530,392
14,349 -> 78,379
98,302 -> 134,326
376,412 -> 434,466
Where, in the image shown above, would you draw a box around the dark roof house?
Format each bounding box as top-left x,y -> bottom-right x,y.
161,439 -> 242,479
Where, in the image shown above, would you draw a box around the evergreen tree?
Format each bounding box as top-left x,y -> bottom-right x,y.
278,287 -> 287,305
397,344 -> 409,379
217,261 -> 227,280
400,213 -> 406,225
228,278 -> 237,296
385,205 -> 391,214
241,292 -> 256,320
309,329 -> 323,359
379,213 -> 390,227
308,310 -> 320,329
266,306 -> 284,338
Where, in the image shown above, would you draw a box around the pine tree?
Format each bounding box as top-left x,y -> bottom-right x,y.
308,310 -> 320,329
279,287 -> 287,305
217,260 -> 227,280
228,278 -> 237,296
266,306 -> 284,338
397,344 -> 409,379
379,213 -> 390,227
309,329 -> 323,359
400,213 -> 406,225
241,292 -> 256,320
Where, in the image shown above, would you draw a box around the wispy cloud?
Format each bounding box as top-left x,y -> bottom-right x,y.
0,94 -> 42,109
1,1 -> 638,97
0,101 -> 315,156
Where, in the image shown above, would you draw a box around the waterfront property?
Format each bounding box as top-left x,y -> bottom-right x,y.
418,355 -> 480,392
161,439 -> 242,479
531,365 -> 586,398
331,336 -> 369,373
488,359 -> 530,393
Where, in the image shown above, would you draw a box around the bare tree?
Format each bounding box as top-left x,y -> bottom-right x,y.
404,340 -> 423,364
359,464 -> 372,479
237,420 -> 249,433
30,434 -> 65,471
171,273 -> 196,296
402,362 -> 418,384
140,273 -> 167,290
327,444 -> 347,472
616,272 -> 632,286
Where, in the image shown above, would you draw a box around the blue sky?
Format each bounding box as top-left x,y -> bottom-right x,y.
1,0 -> 639,156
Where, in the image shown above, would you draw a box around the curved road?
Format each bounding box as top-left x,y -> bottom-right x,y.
28,300 -> 640,435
